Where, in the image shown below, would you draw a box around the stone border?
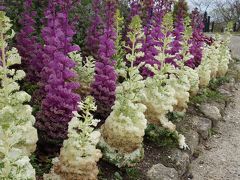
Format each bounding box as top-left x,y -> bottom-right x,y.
146,61 -> 240,180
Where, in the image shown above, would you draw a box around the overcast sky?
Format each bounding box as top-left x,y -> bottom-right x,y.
186,0 -> 197,10
186,0 -> 215,12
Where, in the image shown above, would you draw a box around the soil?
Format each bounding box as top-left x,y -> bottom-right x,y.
98,140 -> 179,180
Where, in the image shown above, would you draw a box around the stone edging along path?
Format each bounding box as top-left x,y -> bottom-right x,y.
146,63 -> 240,180
189,83 -> 240,180
146,37 -> 240,180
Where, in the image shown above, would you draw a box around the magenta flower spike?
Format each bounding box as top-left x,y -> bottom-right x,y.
16,0 -> 44,82
86,0 -> 103,57
35,0 -> 80,153
135,0 -> 173,78
165,0 -> 186,66
186,8 -> 205,68
91,0 -> 117,121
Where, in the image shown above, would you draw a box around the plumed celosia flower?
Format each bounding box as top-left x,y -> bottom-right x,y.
142,44 -> 189,150
16,0 -> 43,83
69,51 -> 96,98
43,96 -> 102,180
197,40 -> 220,87
186,8 -> 205,68
99,16 -> 147,167
197,47 -> 212,87
216,34 -> 231,77
0,11 -> 37,179
35,0 -> 80,153
152,12 -> 176,66
86,0 -> 103,57
197,33 -> 231,87
91,0 -> 117,121
151,0 -> 172,45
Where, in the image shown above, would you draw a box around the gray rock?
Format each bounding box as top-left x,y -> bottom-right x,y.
192,116 -> 212,139
184,130 -> 199,155
169,149 -> 190,176
218,82 -> 235,95
218,88 -> 232,96
147,163 -> 178,180
234,64 -> 240,80
210,102 -> 226,115
199,104 -> 222,127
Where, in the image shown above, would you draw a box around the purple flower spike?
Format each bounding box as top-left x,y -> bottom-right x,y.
186,8 -> 205,68
165,0 -> 186,65
35,0 -> 80,154
135,0 -> 173,78
86,0 -> 103,57
16,0 -> 44,82
91,0 -> 117,121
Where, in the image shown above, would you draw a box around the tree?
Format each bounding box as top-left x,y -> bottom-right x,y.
190,0 -> 213,12
212,0 -> 240,25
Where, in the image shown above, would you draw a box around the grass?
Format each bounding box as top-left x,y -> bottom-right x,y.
98,166 -> 141,180
167,111 -> 184,123
190,88 -> 226,104
208,77 -> 230,90
190,77 -> 230,105
208,128 -> 218,137
125,168 -> 141,180
113,172 -> 123,180
145,124 -> 179,148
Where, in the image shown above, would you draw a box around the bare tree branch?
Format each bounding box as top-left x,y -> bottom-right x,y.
190,0 -> 213,12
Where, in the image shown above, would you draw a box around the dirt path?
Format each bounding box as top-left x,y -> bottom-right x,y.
190,37 -> 240,180
230,36 -> 240,60
190,85 -> 240,180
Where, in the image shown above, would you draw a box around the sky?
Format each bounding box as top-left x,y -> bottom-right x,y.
186,0 -> 194,8
186,0 -> 215,12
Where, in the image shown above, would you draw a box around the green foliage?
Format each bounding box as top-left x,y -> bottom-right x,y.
72,0 -> 93,49
114,172 -> 123,180
208,128 -> 218,137
209,77 -> 230,90
125,168 -> 141,180
145,124 -> 179,148
3,0 -> 24,33
166,111 -> 184,123
190,88 -> 226,104
30,154 -> 53,177
21,82 -> 39,96
114,9 -> 126,71
191,76 -> 230,104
